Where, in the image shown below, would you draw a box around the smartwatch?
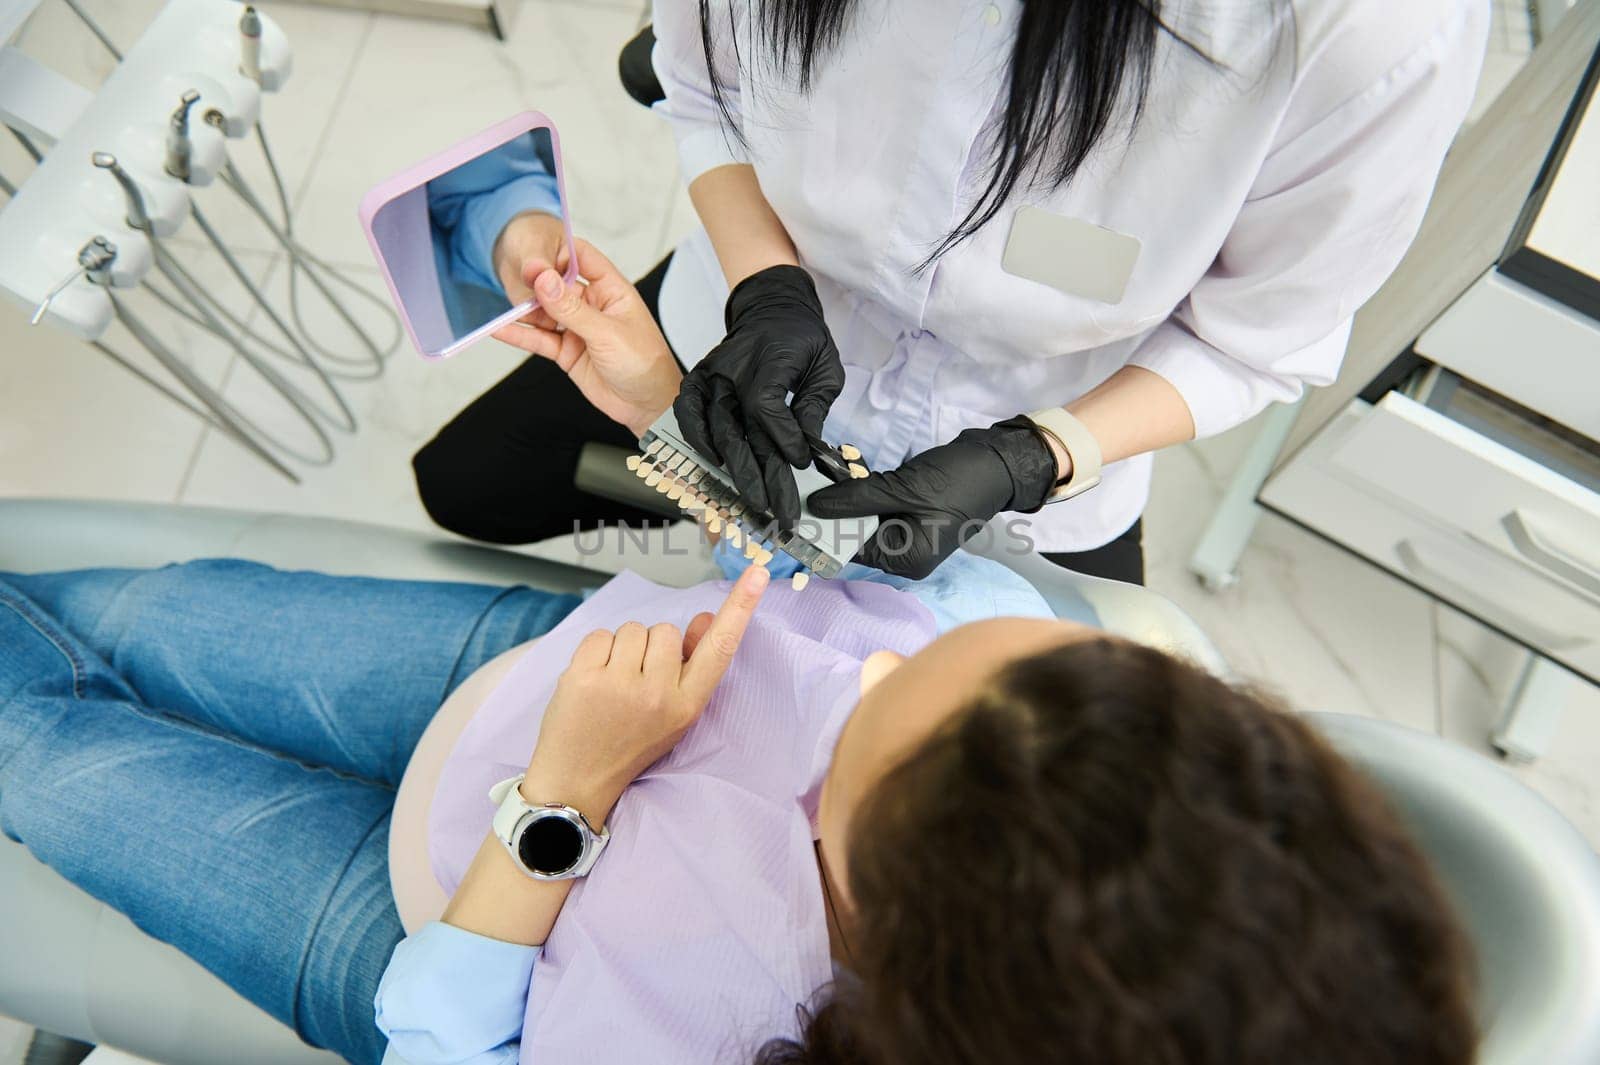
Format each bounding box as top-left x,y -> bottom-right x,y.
489,774 -> 610,881
1023,407 -> 1103,503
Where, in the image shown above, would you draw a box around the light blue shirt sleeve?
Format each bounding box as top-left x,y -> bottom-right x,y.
425,135 -> 562,296
375,921 -> 537,1065
709,540 -> 1060,631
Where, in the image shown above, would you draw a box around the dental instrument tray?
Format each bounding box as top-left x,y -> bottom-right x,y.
634,409 -> 878,580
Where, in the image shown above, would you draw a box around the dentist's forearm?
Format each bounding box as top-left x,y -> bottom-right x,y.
689,164 -> 800,288
1042,366 -> 1197,478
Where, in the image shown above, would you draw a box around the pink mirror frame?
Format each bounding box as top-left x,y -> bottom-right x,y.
357,110 -> 579,360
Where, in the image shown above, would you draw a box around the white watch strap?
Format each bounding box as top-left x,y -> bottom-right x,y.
488,774 -> 610,879
1024,407 -> 1103,503
489,774 -> 528,846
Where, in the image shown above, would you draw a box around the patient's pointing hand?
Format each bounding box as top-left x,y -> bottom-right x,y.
491,239 -> 682,439
526,565 -> 770,820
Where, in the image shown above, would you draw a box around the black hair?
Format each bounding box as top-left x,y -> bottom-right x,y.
696,0 -> 1212,267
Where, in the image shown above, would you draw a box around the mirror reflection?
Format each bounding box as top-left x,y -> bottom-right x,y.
371,126 -> 566,356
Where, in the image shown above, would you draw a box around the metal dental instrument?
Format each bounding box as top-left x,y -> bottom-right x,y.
91,152 -> 151,231
58,4 -> 402,382
41,2 -> 403,481
30,236 -> 117,325
91,148 -> 344,460
240,6 -> 263,84
1,214 -> 293,477
164,90 -> 201,182
117,97 -> 360,433
0,169 -> 249,450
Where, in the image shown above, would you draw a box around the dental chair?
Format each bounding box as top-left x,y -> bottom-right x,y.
2,497 -> 1598,1065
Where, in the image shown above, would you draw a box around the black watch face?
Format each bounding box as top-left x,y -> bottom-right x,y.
519,814 -> 584,875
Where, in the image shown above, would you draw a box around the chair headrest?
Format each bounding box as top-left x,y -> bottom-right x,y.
1309,713 -> 1600,1065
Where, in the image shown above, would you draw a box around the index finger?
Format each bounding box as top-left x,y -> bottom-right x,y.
679,565 -> 770,703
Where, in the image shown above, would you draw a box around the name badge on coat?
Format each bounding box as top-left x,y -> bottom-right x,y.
1001,205 -> 1141,305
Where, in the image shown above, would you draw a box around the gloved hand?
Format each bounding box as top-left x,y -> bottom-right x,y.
674,265 -> 846,530
806,418 -> 1059,579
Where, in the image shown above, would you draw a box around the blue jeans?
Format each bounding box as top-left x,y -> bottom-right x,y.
0,561 -> 581,1065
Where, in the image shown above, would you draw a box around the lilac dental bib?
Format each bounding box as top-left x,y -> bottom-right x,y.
428,571 -> 939,1065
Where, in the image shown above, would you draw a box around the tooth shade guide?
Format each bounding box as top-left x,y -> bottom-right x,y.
791,571 -> 811,591
645,471 -> 663,487
640,416 -> 877,580
625,455 -> 642,472
847,463 -> 869,479
839,444 -> 862,461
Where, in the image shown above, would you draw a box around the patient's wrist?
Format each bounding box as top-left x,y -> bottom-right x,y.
520,760 -> 622,830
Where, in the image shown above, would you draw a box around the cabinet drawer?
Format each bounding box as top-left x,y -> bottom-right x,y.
1263,396 -> 1600,682
1333,393 -> 1600,587
1416,270 -> 1600,441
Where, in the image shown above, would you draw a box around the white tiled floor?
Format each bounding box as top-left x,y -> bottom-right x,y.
0,0 -> 1590,1053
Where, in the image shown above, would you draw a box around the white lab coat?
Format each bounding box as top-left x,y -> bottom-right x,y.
651,0 -> 1489,550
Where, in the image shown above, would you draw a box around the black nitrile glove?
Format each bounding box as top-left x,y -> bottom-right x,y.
674,265 -> 846,530
806,418 -> 1058,579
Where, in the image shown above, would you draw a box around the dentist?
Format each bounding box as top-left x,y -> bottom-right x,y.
418,0 -> 1488,582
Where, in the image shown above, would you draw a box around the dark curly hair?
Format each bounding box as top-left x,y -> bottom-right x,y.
759,638 -> 1476,1065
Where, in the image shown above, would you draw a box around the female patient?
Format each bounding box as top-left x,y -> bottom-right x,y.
0,245 -> 1475,1065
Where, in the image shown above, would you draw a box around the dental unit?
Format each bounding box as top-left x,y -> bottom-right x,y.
0,0 -> 403,481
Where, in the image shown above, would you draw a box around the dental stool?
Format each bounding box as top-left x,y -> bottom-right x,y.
2,498 -> 1598,1065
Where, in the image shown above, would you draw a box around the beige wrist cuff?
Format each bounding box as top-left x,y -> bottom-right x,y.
1024,408 -> 1103,503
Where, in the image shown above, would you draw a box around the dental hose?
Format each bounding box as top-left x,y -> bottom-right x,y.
110,292 -> 303,481
182,202 -> 361,431
137,249 -> 355,439
145,237 -> 340,466
93,142 -> 352,449
1,162 -> 302,481
57,0 -> 403,382
60,0 -> 122,60
0,161 -> 236,451
219,123 -> 401,378
8,133 -> 349,476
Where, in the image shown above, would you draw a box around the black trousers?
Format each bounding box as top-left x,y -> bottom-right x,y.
411,256 -> 1146,586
